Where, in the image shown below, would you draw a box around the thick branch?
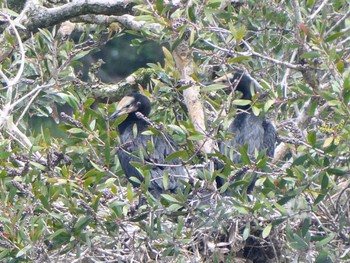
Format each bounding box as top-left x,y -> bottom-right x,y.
0,0 -> 136,81
78,68 -> 156,105
1,0 -> 135,37
173,42 -> 216,154
42,0 -> 133,27
72,14 -> 161,34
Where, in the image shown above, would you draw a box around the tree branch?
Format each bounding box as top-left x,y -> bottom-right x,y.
0,0 -> 135,37
173,41 -> 216,154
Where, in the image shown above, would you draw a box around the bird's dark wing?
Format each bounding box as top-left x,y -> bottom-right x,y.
262,119 -> 277,157
223,113 -> 265,163
117,132 -> 185,197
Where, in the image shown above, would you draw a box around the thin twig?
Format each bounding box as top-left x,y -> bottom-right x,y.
307,0 -> 328,22
201,39 -> 304,70
325,9 -> 350,37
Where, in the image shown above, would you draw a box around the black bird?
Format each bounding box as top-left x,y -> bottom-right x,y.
215,73 -> 277,190
110,93 -> 185,198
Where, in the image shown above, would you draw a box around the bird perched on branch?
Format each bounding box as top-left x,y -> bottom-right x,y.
215,73 -> 277,191
110,93 -> 186,198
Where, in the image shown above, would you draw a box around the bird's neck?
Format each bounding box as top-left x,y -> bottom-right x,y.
241,91 -> 252,101
235,74 -> 254,111
118,112 -> 148,135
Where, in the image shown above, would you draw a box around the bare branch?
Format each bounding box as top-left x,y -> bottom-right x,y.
173,41 -> 216,154
201,38 -> 305,71
307,0 -> 329,22
1,0 -> 135,37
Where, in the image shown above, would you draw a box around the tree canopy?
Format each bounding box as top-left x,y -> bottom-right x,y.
0,0 -> 349,262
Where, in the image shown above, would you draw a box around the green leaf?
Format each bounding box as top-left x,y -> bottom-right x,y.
0,248 -> 11,259
161,194 -> 179,203
323,136 -> 333,148
321,173 -> 329,191
67,128 -> 84,134
342,76 -> 350,104
327,168 -> 345,176
293,155 -> 309,165
0,142 -> 11,159
315,252 -> 332,263
74,217 -> 91,231
89,160 -> 105,172
129,176 -> 142,186
301,218 -> 310,237
239,145 -> 251,165
30,161 -> 46,171
337,60 -> 345,73
314,194 -> 325,204
242,224 -> 250,240
307,131 -> 316,146
38,28 -> 53,43
189,28 -> 195,46
163,172 -> 169,190
156,0 -> 164,13
2,8 -> 19,17
168,203 -> 182,211
292,234 -> 309,250
262,224 -> 272,238
300,51 -> 320,59
310,99 -> 318,116
168,125 -> 186,135
201,84 -> 227,92
126,182 -> 133,201
84,169 -> 103,179
273,202 -> 289,216
256,157 -> 268,168
230,25 -> 246,42
48,229 -> 70,240
235,205 -> 249,214
285,224 -> 294,242
298,84 -> 314,94
220,182 -> 230,193
130,213 -> 148,222
57,92 -> 80,110
176,217 -> 184,235
251,106 -> 261,116
325,32 -> 344,43
72,50 -> 91,61
232,99 -> 251,106
16,245 -> 31,258
315,234 -> 334,249
187,134 -> 205,140
327,100 -> 341,106
83,98 -> 95,108
187,5 -> 196,22
165,150 -> 188,162
32,145 -> 44,152
162,46 -> 174,65
319,91 -> 336,101
227,56 -> 251,64
263,99 -> 275,112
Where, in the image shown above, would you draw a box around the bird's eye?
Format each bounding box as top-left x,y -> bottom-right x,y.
125,104 -> 130,108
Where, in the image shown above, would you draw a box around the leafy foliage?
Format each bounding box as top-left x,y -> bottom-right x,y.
0,0 -> 349,262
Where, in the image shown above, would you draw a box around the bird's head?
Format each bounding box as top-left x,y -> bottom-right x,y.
213,72 -> 258,101
110,93 -> 151,120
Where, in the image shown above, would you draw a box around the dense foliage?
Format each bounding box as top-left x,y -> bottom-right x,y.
0,0 -> 349,262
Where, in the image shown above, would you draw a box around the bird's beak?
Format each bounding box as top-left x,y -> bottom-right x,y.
109,95 -> 137,120
212,73 -> 235,85
109,110 -> 121,120
110,107 -> 132,119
